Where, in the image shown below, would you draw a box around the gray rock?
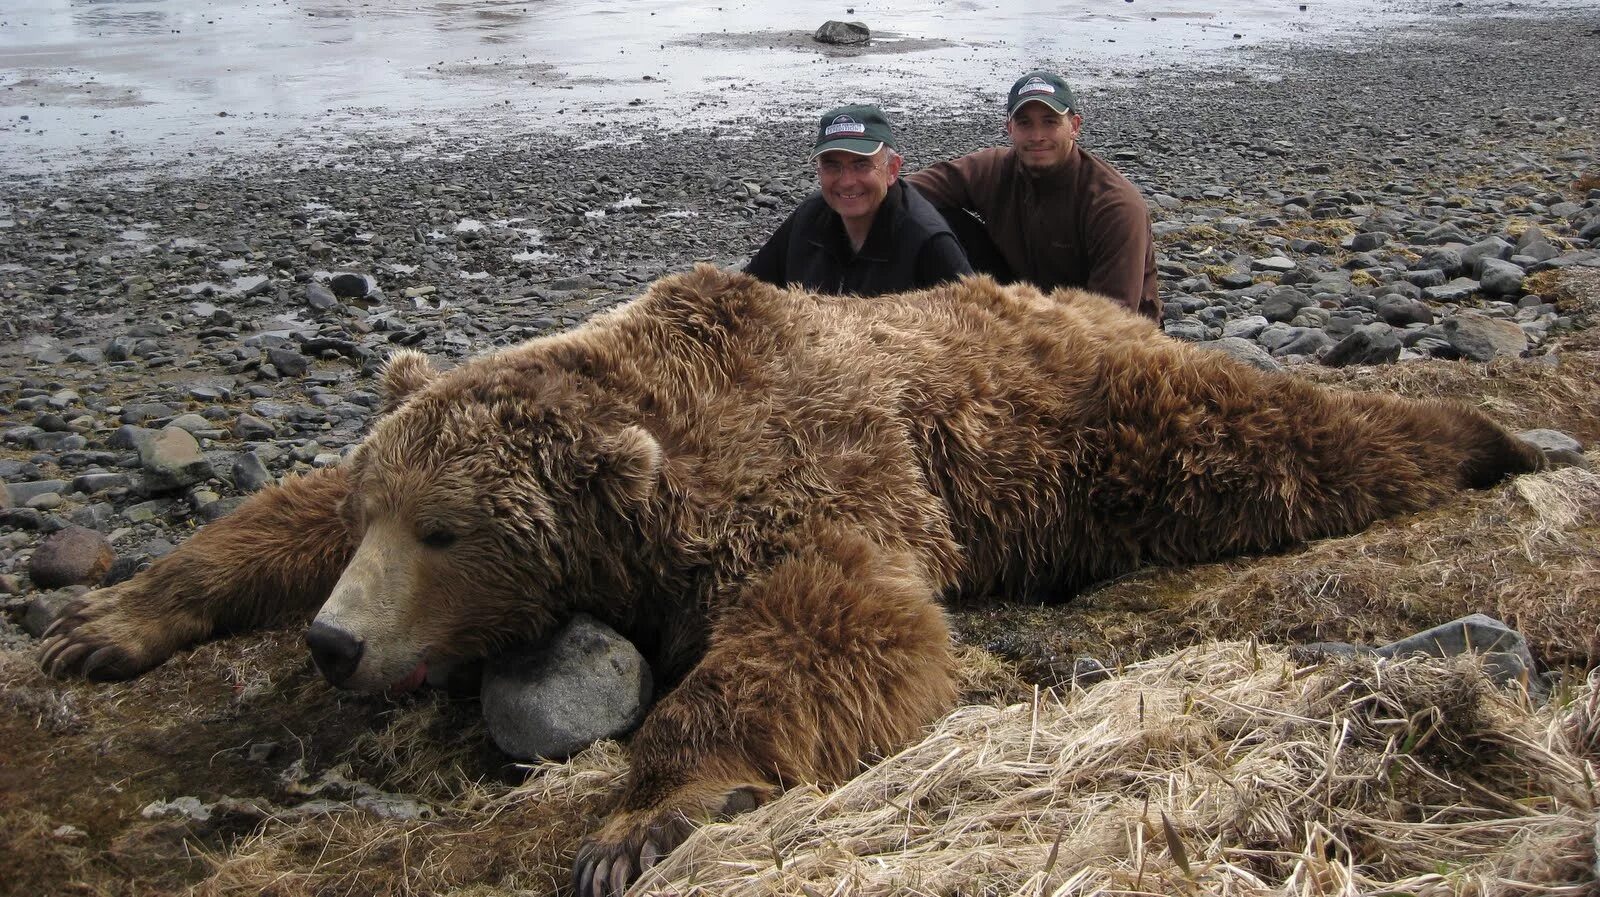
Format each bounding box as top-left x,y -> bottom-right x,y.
166,412 -> 220,437
1323,325 -> 1402,367
813,20 -> 869,45
234,413 -> 277,440
122,498 -> 174,524
305,282 -> 341,311
1376,295 -> 1434,327
109,424 -> 158,452
1419,246 -> 1465,276
1272,327 -> 1336,358
30,525 -> 115,589
1349,232 -> 1388,252
140,426 -> 215,493
1221,315 -> 1269,340
1516,428 -> 1585,455
1403,268 -> 1448,288
1164,319 -> 1211,342
1443,312 -> 1529,361
1515,228 -> 1559,260
481,614 -> 653,760
1460,236 -> 1514,276
1478,257 -> 1526,296
1375,614 -> 1537,689
72,472 -> 131,495
1251,255 -> 1297,273
1260,288 -> 1313,323
1422,224 -> 1473,245
23,589 -> 85,638
231,452 -> 274,493
1423,277 -> 1480,302
1193,337 -> 1283,372
266,347 -> 310,377
7,479 -> 69,505
1068,657 -> 1113,687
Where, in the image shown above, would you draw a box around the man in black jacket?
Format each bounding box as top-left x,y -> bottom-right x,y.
745,104 -> 972,297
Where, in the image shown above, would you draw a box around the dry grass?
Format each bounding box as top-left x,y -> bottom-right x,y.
641,644 -> 1598,896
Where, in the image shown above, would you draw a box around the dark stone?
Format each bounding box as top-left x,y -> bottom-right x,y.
814,20 -> 870,45
265,347 -> 310,377
30,525 -> 116,589
1375,614 -> 1537,690
1323,326 -> 1402,367
329,272 -> 372,299
231,452 -> 274,493
1349,232 -> 1388,252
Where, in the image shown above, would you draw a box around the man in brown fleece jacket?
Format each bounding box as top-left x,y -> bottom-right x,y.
906,71 -> 1161,320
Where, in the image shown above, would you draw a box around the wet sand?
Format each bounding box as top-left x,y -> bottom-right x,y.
1,0 -> 1472,176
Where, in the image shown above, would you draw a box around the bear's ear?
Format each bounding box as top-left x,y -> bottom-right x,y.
598,425 -> 663,510
381,349 -> 436,413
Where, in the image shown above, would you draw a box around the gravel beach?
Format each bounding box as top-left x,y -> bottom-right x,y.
2,3 -> 1600,893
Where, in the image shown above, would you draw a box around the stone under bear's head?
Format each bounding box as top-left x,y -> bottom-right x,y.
305,347 -> 663,693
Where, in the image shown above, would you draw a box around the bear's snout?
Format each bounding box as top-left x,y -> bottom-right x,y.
305,620 -> 365,687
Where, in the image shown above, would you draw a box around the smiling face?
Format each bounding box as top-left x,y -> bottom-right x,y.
816,147 -> 902,232
304,349 -> 662,693
1005,102 -> 1083,172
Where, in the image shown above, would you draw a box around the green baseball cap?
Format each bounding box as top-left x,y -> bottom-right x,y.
811,104 -> 895,158
1007,71 -> 1076,117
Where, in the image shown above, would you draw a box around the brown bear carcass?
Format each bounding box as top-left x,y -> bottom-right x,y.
40,266 -> 1543,895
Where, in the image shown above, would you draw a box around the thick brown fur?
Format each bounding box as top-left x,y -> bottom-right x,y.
38,266 -> 1542,894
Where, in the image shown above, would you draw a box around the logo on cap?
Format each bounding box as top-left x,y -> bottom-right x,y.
824,114 -> 868,136
1018,77 -> 1056,96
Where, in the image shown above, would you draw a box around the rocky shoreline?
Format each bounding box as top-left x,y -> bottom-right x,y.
2,6 -> 1598,645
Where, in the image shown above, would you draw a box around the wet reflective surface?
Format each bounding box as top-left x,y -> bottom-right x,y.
1,0 -> 1427,173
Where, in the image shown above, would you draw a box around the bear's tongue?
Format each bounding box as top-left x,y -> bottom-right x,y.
389,661 -> 428,694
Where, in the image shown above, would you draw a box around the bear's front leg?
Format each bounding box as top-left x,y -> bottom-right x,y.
40,465 -> 356,680
573,527 -> 958,896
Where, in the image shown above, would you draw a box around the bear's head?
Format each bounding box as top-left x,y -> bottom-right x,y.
305,347 -> 664,693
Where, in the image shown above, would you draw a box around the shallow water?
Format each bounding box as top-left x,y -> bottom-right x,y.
0,0 -> 1518,173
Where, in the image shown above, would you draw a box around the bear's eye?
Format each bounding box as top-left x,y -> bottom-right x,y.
419,529 -> 458,549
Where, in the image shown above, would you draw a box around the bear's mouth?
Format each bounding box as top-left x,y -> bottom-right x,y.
387,660 -> 429,694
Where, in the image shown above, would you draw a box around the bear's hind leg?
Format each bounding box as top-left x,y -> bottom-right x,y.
572,526 -> 958,896
40,465 -> 356,680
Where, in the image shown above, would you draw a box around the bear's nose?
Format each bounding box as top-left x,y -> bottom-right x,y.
305,620 -> 364,686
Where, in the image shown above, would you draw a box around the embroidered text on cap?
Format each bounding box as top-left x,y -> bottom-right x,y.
824,115 -> 868,137
1018,77 -> 1056,95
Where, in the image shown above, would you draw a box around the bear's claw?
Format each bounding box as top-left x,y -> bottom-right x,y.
573,811 -> 695,897
37,587 -> 177,681
572,785 -> 765,896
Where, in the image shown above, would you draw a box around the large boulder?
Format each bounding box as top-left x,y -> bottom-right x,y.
1443,312 -> 1528,361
